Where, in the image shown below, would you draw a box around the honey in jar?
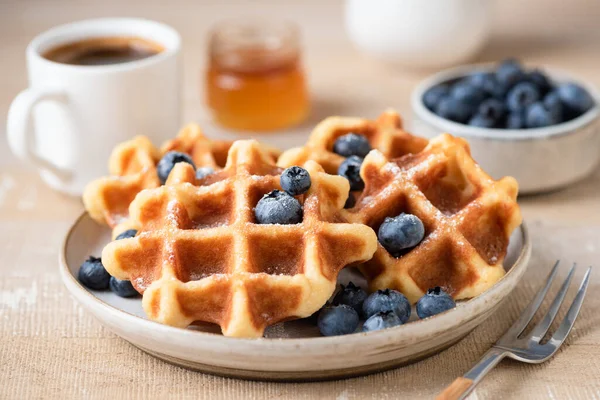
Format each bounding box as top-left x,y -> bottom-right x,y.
206,20 -> 309,131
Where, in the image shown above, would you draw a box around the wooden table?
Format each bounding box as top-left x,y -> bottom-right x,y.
2,0 -> 600,398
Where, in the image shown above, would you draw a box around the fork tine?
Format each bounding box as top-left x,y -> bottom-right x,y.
548,267 -> 591,348
501,260 -> 561,340
529,264 -> 576,342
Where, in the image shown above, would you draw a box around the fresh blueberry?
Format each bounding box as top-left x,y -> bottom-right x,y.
434,97 -> 474,123
254,190 -> 302,225
557,82 -> 594,118
333,133 -> 371,158
377,213 -> 425,257
543,91 -> 564,122
78,256 -> 111,290
195,167 -> 215,180
333,282 -> 367,314
362,289 -> 411,323
109,277 -> 139,297
362,310 -> 403,332
495,59 -> 526,89
478,98 -> 506,122
423,85 -> 450,111
338,156 -> 364,191
344,192 -> 356,209
317,304 -> 360,336
506,112 -> 526,129
156,151 -> 196,184
416,287 -> 456,319
468,115 -> 496,128
450,81 -> 487,105
467,72 -> 493,90
115,229 -> 137,240
527,69 -> 553,95
506,82 -> 540,112
526,102 -> 559,128
280,166 -> 311,196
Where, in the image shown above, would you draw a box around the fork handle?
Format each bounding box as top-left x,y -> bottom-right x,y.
436,348 -> 507,400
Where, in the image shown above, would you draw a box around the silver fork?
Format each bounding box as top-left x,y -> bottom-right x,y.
437,261 -> 592,400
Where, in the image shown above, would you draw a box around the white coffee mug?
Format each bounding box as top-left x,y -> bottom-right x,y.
7,18 -> 181,195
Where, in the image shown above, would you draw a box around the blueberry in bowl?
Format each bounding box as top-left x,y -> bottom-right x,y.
411,59 -> 600,194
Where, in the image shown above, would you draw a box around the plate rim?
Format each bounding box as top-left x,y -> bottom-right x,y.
59,212 -> 532,351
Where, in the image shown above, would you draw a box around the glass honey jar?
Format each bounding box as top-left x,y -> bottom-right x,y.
206,20 -> 309,131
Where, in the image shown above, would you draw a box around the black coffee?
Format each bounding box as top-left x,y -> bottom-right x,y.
43,36 -> 164,66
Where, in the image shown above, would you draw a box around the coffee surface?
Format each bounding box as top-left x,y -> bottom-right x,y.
43,36 -> 164,66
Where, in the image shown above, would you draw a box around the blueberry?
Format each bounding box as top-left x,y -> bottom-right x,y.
195,167 -> 215,180
526,102 -> 559,128
557,82 -> 594,118
280,166 -> 311,196
338,156 -> 364,191
109,277 -> 139,297
478,98 -> 506,122
377,213 -> 425,257
543,91 -> 564,122
423,85 -> 450,111
78,256 -> 110,290
333,282 -> 367,314
332,133 -> 371,158
434,97 -> 474,123
468,115 -> 496,128
416,287 -> 456,319
344,192 -> 356,209
506,82 -> 540,112
362,310 -> 403,332
317,304 -> 359,336
527,69 -> 553,95
157,151 -> 196,184
115,229 -> 137,240
254,190 -> 302,224
450,81 -> 487,105
467,72 -> 493,90
495,59 -> 526,89
506,111 -> 526,129
362,289 -> 411,323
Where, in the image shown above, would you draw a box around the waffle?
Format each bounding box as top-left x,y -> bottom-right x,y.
340,133 -> 522,304
277,109 -> 428,175
101,140 -> 378,338
83,124 -> 281,230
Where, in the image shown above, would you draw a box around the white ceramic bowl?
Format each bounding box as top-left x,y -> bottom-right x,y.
411,65 -> 600,194
344,0 -> 491,69
59,213 -> 531,381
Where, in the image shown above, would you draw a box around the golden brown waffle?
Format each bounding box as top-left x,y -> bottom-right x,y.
277,109 -> 428,175
83,124 -> 280,229
340,133 -> 522,304
101,140 -> 378,338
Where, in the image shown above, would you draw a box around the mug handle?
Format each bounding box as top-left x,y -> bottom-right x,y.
7,87 -> 72,181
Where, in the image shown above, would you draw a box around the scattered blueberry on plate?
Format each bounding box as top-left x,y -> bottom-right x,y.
362,289 -> 411,323
78,256 -> 111,290
317,304 -> 360,336
424,59 -> 595,129
115,229 -> 137,240
333,133 -> 371,158
363,310 -> 403,332
109,277 -> 139,298
416,287 -> 456,319
280,166 -> 311,196
333,281 -> 367,314
254,190 -> 303,224
156,151 -> 196,184
377,213 -> 425,257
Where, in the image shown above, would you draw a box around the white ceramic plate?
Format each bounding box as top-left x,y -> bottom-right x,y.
60,213 -> 531,381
